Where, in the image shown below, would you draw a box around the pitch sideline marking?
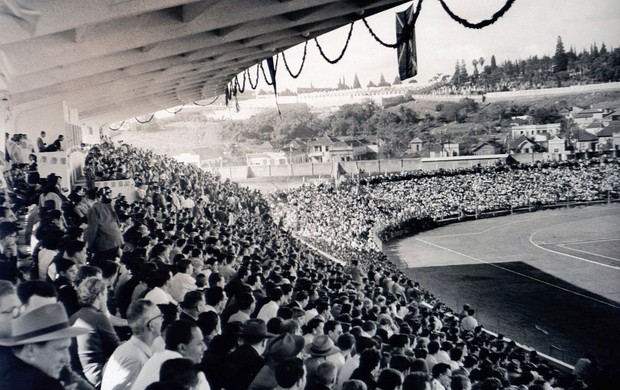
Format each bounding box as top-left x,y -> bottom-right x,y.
426,207 -> 608,239
529,231 -> 620,271
414,237 -> 620,309
556,243 -> 620,262
428,214 -> 555,238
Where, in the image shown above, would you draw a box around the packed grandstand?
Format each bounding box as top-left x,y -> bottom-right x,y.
1,139 -> 619,390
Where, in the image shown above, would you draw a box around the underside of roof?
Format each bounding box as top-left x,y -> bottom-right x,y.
0,0 -> 409,124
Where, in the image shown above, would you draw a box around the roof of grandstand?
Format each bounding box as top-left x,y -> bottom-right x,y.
0,0 -> 410,124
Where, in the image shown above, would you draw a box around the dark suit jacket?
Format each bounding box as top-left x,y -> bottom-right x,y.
0,350 -> 65,390
223,344 -> 265,390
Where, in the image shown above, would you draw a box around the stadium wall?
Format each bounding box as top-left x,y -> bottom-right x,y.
212,156 -> 511,180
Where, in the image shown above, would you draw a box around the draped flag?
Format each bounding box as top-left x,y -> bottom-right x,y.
396,5 -> 417,80
0,0 -> 41,35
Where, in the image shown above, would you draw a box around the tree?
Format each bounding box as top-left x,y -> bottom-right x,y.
451,61 -> 461,86
459,59 -> 469,81
472,58 -> 479,79
554,36 -> 568,72
490,55 -> 497,70
478,57 -> 485,69
367,80 -> 376,88
353,74 -> 361,89
393,76 -> 402,85
377,73 -> 390,87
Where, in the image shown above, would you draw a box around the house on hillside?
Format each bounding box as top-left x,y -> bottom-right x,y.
253,141 -> 278,152
573,108 -> 606,129
281,140 -> 309,164
597,123 -> 620,151
193,147 -> 224,168
574,130 -> 598,152
511,123 -> 560,139
509,136 -> 543,154
307,135 -> 379,162
603,108 -> 620,123
471,140 -> 504,155
585,120 -> 605,135
409,137 -> 423,153
246,151 -> 287,166
429,143 -> 460,158
307,135 -> 339,162
548,136 -> 566,156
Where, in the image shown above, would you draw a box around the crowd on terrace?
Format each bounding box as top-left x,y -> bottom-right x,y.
270,158 -> 620,258
0,138 -> 617,390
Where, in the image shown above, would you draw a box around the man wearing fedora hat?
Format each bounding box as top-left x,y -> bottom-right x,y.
248,332 -> 305,390
0,302 -> 89,390
305,334 -> 341,383
223,318 -> 275,390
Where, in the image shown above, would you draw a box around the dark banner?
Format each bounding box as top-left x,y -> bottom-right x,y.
396,5 -> 417,80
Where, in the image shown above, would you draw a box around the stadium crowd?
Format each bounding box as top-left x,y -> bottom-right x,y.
270,158 -> 620,258
0,138 -> 617,390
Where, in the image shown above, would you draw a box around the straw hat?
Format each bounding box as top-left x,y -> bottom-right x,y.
0,303 -> 88,346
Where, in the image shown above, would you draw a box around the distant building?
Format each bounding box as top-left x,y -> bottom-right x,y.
509,136 -> 543,154
281,140 -> 309,164
409,137 -> 423,153
597,123 -> 620,151
548,136 -> 566,155
307,135 -> 379,162
427,143 -> 458,158
574,130 -> 598,152
246,151 -> 287,166
572,108 -> 607,128
471,140 -> 504,155
511,123 -> 560,139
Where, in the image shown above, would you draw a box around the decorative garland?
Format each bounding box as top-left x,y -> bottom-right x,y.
314,22 -> 354,64
362,0 -> 424,48
259,54 -> 279,86
193,95 -> 219,106
134,114 -> 154,124
109,121 -> 125,131
164,105 -> 184,114
282,41 -> 308,78
247,65 -> 260,90
438,0 -> 516,29
234,72 -> 246,94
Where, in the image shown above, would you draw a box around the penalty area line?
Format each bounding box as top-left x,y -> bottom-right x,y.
414,237 -> 620,310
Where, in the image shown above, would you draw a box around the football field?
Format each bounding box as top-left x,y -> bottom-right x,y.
384,204 -> 620,368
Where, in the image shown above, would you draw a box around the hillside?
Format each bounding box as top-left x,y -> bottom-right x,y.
113,89 -> 620,158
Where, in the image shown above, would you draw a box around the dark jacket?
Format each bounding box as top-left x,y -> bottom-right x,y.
223,344 -> 265,390
0,350 -> 65,390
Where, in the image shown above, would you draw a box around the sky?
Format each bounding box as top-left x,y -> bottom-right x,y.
260,0 -> 620,91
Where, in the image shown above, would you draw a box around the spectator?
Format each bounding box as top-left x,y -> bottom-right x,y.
132,320 -> 207,390
70,276 -> 120,386
274,357 -> 306,390
0,303 -> 88,390
430,363 -> 451,390
223,319 -> 275,390
101,299 -> 164,390
85,187 -> 123,263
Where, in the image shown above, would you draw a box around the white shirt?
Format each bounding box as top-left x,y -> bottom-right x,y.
144,286 -> 177,306
131,350 -> 210,390
257,300 -> 279,322
170,272 -> 197,303
101,336 -> 153,390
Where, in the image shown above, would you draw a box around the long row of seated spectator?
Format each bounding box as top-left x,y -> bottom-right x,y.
270,158 -> 620,255
0,138 -> 615,390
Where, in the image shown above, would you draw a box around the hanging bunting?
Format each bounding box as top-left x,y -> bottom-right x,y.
396,5 -> 417,80
266,57 -> 281,117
